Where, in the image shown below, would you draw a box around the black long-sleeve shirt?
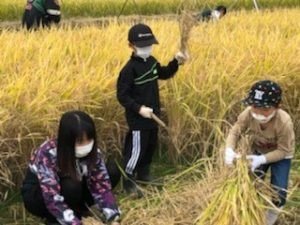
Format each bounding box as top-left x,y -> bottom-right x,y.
117,54 -> 179,129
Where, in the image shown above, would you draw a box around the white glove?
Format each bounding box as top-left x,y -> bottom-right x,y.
175,51 -> 189,65
102,208 -> 120,223
138,105 -> 153,118
246,155 -> 267,172
265,208 -> 281,225
224,147 -> 240,165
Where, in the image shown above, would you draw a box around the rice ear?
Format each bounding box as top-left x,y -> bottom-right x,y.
179,10 -> 197,52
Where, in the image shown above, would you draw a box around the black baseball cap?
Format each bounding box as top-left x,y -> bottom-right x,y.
243,80 -> 282,108
128,23 -> 159,47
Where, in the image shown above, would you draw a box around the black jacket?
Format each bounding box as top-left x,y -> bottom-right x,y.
199,9 -> 212,21
117,54 -> 179,129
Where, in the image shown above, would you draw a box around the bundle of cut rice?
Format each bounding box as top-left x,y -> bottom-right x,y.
196,138 -> 275,225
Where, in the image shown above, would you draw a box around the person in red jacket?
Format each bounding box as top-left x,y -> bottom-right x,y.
21,111 -> 121,225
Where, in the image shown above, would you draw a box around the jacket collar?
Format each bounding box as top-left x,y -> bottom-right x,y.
131,52 -> 151,62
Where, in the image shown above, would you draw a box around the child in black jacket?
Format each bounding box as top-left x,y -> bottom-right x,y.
117,23 -> 188,196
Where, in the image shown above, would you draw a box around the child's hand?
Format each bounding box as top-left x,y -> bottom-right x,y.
175,51 -> 189,65
224,147 -> 241,166
139,105 -> 153,118
246,155 -> 267,172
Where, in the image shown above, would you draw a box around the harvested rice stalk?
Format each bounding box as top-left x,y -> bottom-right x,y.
179,10 -> 197,53
196,138 -> 273,225
196,159 -> 267,225
178,0 -> 198,52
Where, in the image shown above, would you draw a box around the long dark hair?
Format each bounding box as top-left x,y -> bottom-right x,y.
57,110 -> 98,180
216,5 -> 227,15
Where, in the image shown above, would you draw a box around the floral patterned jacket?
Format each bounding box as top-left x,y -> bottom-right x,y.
26,139 -> 120,225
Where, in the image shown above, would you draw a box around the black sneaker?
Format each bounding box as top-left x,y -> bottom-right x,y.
136,166 -> 154,182
136,173 -> 154,182
123,177 -> 143,198
45,221 -> 60,225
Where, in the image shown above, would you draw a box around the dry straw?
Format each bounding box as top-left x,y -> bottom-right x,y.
82,217 -> 104,225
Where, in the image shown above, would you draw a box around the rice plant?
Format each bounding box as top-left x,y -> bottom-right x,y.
0,8 -> 299,224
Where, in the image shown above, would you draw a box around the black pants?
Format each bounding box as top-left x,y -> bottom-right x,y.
21,169 -> 94,223
123,129 -> 158,177
22,6 -> 46,30
22,6 -> 60,30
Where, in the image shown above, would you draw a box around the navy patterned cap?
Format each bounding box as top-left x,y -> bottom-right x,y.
243,80 -> 282,107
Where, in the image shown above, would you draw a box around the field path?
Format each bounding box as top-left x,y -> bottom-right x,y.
0,14 -> 179,30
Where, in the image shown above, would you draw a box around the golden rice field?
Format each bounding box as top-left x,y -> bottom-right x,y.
0,8 -> 299,224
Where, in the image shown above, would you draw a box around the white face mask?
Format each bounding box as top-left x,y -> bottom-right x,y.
251,111 -> 276,124
75,140 -> 94,158
135,46 -> 152,60
211,10 -> 221,20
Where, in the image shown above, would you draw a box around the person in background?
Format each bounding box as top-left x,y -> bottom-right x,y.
22,0 -> 61,30
21,111 -> 121,225
224,80 -> 295,225
197,5 -> 227,22
117,23 -> 188,197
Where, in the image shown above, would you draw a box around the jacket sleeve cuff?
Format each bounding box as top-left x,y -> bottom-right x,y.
132,103 -> 141,113
264,150 -> 286,163
103,208 -> 121,222
172,57 -> 180,68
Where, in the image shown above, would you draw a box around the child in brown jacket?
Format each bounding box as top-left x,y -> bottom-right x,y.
224,80 -> 295,225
